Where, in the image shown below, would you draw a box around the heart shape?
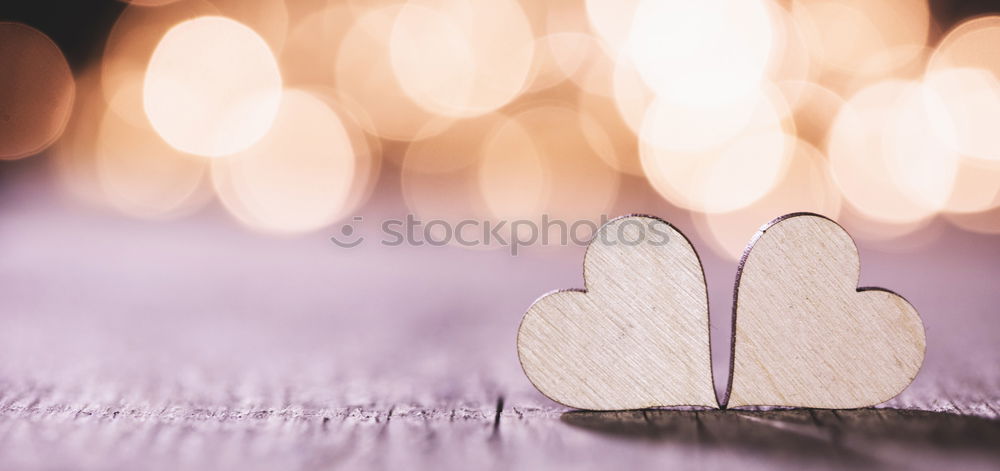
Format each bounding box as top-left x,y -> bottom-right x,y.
725,213 -> 925,408
517,216 -> 717,410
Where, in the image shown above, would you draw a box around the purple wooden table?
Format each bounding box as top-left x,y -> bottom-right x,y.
0,169 -> 998,470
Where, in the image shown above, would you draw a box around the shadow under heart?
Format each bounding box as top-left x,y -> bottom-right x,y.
561,408 -> 1000,467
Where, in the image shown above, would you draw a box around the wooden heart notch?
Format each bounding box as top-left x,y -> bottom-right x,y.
725,213 -> 926,408
518,213 -> 925,411
517,216 -> 717,410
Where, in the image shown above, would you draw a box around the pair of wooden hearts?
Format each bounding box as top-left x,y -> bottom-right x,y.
517,213 -> 925,410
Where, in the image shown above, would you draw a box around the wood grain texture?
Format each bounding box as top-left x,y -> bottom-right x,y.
0,183 -> 997,470
3,391 -> 999,471
726,213 -> 926,408
517,216 -> 716,410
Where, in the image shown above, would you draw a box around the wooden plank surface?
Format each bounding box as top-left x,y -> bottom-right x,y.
0,179 -> 998,470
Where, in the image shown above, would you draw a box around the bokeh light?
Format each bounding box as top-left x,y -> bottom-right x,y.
693,139 -> 841,260
639,88 -> 793,213
827,80 -> 942,225
302,86 -> 383,218
121,0 -> 183,6
928,15 -> 1000,78
401,116 -> 499,248
777,80 -> 845,146
882,80 -> 960,212
610,55 -> 654,136
627,0 -> 776,106
767,2 -> 813,88
927,17 -> 1000,164
523,32 -> 589,94
144,16 -> 282,157
577,91 -> 642,176
526,31 -> 614,98
638,89 -> 786,153
792,0 -> 930,80
403,113 -> 507,175
478,117 -> 548,222
334,5 -> 454,141
390,0 -> 535,117
0,22 -> 74,160
212,89 -> 356,234
97,84 -> 209,219
939,155 -> 1000,214
493,103 -> 619,222
102,0 -> 288,127
585,0 -> 640,55
281,3 -> 355,88
946,204 -> 1000,235
923,68 -> 1000,166
51,67 -> 109,205
4,0 -> 999,246
102,0 -> 218,127
210,0 -> 289,53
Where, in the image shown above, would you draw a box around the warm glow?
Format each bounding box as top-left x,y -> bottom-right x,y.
478,117 -> 548,221
946,205 -> 1000,235
693,139 -> 841,260
610,55 -> 654,136
639,90 -> 792,213
389,0 -> 535,117
281,4 -> 356,88
403,113 -> 509,175
525,32 -> 613,97
52,67 -> 106,205
923,68 -> 1000,164
927,16 -> 1000,163
929,16 -> 1000,75
639,87 -> 790,153
144,16 -> 283,157
490,104 -> 619,222
767,2 -> 813,87
103,1 -> 287,128
626,0 -> 776,106
97,86 -> 209,219
390,5 -> 477,116
837,208 -> 936,244
19,0 -> 1000,245
523,33 -> 589,93
121,0 -> 182,5
301,85 -> 383,217
212,90 -> 356,234
939,156 -> 1000,214
557,35 -> 615,98
335,6 -> 454,141
577,91 -> 642,176
792,0 -> 929,79
210,0 -> 289,53
0,22 -> 75,160
777,80 -> 845,146
401,116 -> 502,246
103,0 -> 217,127
827,80 -> 943,224
882,80 -> 960,212
585,0 -> 640,54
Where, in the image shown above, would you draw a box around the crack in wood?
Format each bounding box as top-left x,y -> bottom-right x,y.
493,396 -> 504,432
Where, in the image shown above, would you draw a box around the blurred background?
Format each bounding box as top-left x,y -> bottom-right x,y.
2,0 -> 1000,245
1,0 -> 999,468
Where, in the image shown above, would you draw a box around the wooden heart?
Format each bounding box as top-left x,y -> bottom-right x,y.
725,213 -> 925,408
517,216 -> 717,410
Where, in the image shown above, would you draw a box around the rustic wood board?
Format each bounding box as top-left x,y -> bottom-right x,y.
0,182 -> 998,470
